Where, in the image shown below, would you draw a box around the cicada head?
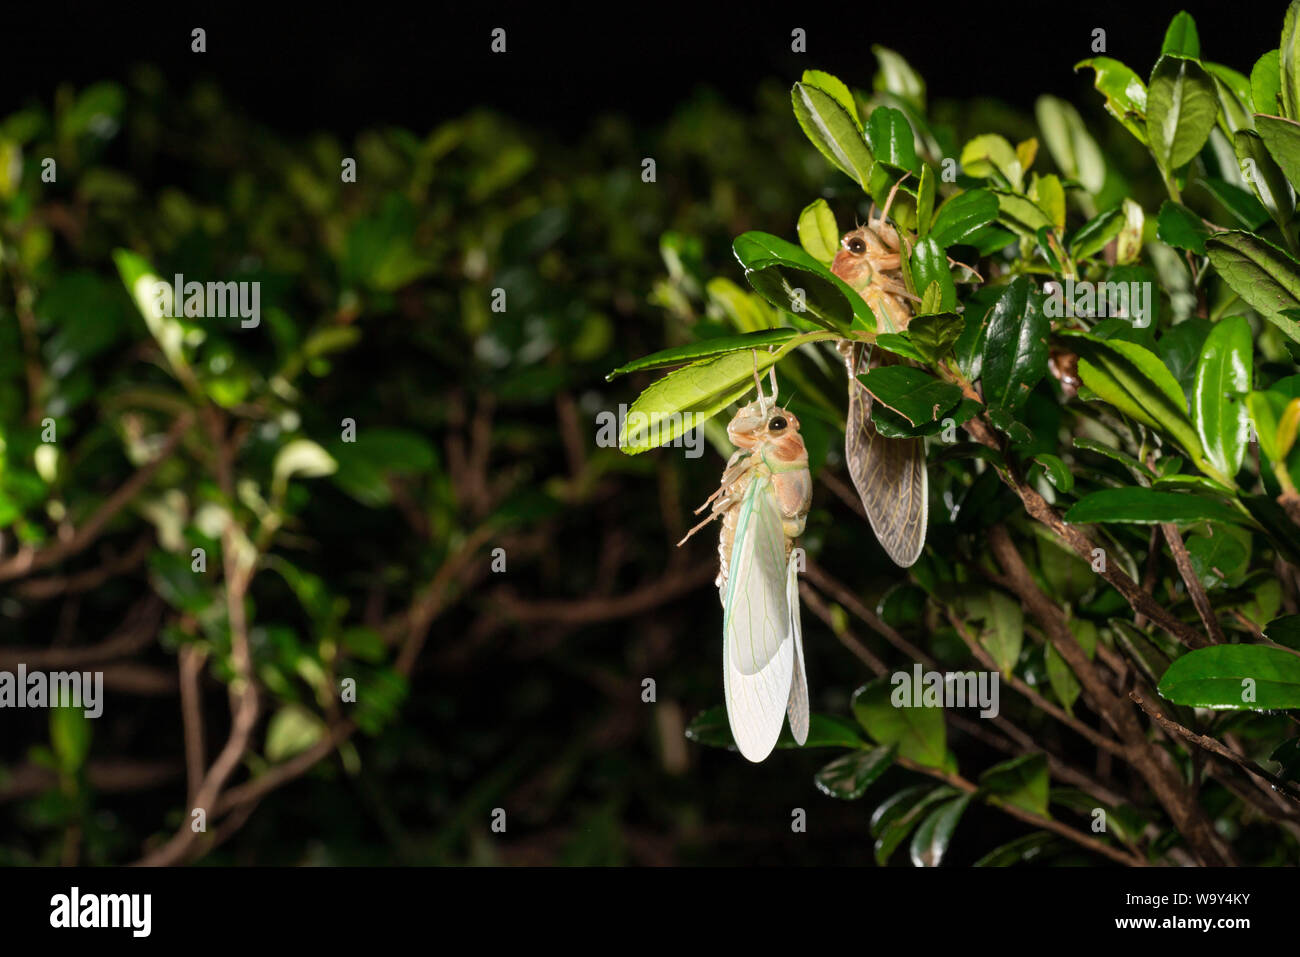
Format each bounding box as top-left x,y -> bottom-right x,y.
727,402 -> 806,463
831,224 -> 899,291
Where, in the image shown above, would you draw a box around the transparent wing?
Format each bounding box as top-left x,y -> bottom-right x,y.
723,474 -> 794,763
843,345 -> 928,567
785,552 -> 808,745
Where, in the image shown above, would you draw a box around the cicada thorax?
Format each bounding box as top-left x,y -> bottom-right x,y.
713,405 -> 811,599
830,223 -> 915,333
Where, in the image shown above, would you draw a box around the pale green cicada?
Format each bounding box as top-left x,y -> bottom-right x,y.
680,362 -> 811,762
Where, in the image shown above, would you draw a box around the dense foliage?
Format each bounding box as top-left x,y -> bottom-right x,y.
613,7 -> 1300,865
3,7 -> 1300,867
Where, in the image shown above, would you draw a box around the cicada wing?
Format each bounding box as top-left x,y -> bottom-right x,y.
722,475 -> 795,763
785,552 -> 809,746
843,346 -> 928,568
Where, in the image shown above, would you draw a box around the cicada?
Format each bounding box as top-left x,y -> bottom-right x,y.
679,361 -> 811,762
830,185 -> 928,567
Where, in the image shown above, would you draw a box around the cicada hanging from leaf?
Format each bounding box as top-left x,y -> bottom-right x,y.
830,178 -> 929,567
680,356 -> 811,762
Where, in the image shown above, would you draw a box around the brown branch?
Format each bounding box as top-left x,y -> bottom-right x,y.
892,754 -> 1146,867
987,524 -> 1234,865
179,644 -> 208,806
1130,690 -> 1300,806
0,413 -> 193,582
803,558 -> 934,668
1161,523 -> 1225,644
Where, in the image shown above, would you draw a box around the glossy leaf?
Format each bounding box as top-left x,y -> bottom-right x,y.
910,794 -> 972,867
606,329 -> 798,380
1158,645 -> 1300,709
852,677 -> 948,769
618,350 -> 778,454
980,276 -> 1049,411
929,189 -> 999,248
814,745 -> 896,800
1255,113 -> 1300,194
1155,200 -> 1210,254
857,365 -> 962,426
1205,231 -> 1300,344
1193,316 -> 1253,478
1064,488 -> 1251,526
1075,56 -> 1150,143
791,81 -> 874,187
1148,55 -> 1218,173
797,198 -> 841,265
980,753 -> 1050,818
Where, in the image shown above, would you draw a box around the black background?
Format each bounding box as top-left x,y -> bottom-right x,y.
2,1 -> 1286,135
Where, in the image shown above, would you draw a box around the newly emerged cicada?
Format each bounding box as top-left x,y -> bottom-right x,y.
679,361 -> 810,763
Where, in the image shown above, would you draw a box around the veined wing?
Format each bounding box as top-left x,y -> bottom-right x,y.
785,552 -> 808,745
723,473 -> 795,763
843,345 -> 928,568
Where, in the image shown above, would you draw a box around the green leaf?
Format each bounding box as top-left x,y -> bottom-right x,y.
1034,452 -> 1075,492
865,106 -> 919,175
981,590 -> 1024,677
1236,127 -> 1296,227
916,164 -> 935,236
980,753 -> 1050,818
1193,316 -> 1253,478
265,705 -> 326,762
1266,614 -> 1300,650
873,786 -> 960,865
1045,642 -> 1082,713
974,832 -> 1057,866
791,81 -> 874,187
1035,95 -> 1107,193
50,703 -> 92,775
993,190 -> 1054,236
980,276 -> 1049,412
1068,206 -> 1125,261
907,312 -> 964,365
814,745 -> 896,799
1062,332 -> 1208,470
1148,55 -> 1218,173
908,236 -> 956,314
929,189 -> 1000,249
734,231 -> 875,330
1155,201 -> 1210,254
606,330 -> 798,380
272,439 -> 338,499
960,134 -> 1022,191
1284,1 -> 1300,120
797,198 -> 841,265
910,794 -> 972,867
799,70 -> 861,128
857,365 -> 962,426
1185,525 -> 1250,588
1158,645 -> 1300,709
1255,114 -> 1300,194
872,46 -> 926,113
852,677 -> 948,768
1206,63 -> 1256,134
1252,49 -> 1283,115
1200,176 -> 1270,229
1246,388 -> 1300,465
1161,10 -> 1201,58
1064,488 -> 1251,526
1075,56 -> 1150,144
1205,231 -> 1300,344
617,349 -> 778,454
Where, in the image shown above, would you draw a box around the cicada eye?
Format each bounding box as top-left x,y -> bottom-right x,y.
847,236 -> 867,255
768,416 -> 787,431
